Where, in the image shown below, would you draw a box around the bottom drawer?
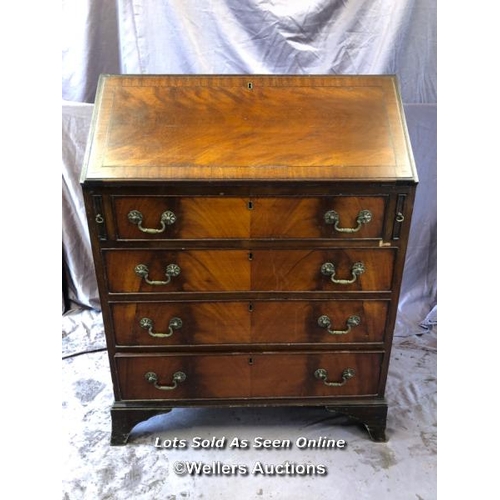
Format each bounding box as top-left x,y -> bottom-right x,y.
115,352 -> 383,400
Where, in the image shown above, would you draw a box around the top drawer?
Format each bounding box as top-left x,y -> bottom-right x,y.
112,196 -> 387,240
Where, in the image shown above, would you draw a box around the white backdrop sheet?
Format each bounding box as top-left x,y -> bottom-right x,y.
62,0 -> 436,104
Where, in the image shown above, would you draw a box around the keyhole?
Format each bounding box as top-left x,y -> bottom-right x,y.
248,357 -> 253,365
247,200 -> 253,210
247,82 -> 253,90
248,303 -> 253,312
248,252 -> 253,261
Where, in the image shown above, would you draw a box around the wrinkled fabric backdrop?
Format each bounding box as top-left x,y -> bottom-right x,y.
62,0 -> 437,336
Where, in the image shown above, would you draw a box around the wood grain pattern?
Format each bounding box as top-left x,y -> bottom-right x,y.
80,74 -> 418,444
250,249 -> 395,292
112,196 -> 386,240
115,352 -> 383,400
111,302 -> 251,346
103,248 -> 395,293
113,196 -> 250,239
110,300 -> 389,346
82,75 -> 417,183
251,300 -> 389,344
251,197 -> 386,239
104,250 -> 251,292
104,86 -> 393,168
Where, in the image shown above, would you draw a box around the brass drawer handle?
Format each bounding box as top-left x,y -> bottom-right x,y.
321,261 -> 365,284
324,209 -> 372,233
140,317 -> 183,337
317,315 -> 361,335
314,368 -> 355,387
145,371 -> 186,391
128,209 -> 176,234
134,263 -> 181,285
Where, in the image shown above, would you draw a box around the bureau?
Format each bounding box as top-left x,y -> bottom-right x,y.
81,74 -> 418,445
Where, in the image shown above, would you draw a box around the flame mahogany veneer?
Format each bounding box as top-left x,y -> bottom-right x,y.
81,74 -> 417,445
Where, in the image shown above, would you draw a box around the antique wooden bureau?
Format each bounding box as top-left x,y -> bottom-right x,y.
81,74 -> 418,445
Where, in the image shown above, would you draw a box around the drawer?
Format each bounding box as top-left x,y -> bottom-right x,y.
251,249 -> 395,291
111,302 -> 252,346
104,248 -> 395,293
115,352 -> 383,400
104,250 -> 250,292
251,300 -> 389,344
112,196 -> 386,240
252,197 -> 386,239
110,300 -> 388,346
114,197 -> 250,240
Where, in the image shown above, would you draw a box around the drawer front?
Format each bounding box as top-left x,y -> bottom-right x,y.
111,302 -> 252,346
104,249 -> 395,293
251,300 -> 389,344
111,300 -> 388,346
251,197 -> 386,239
114,197 -> 250,240
113,196 -> 386,240
251,249 -> 395,292
116,352 -> 383,400
104,250 -> 250,293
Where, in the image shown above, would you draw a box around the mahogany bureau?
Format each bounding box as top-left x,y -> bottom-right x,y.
80,74 -> 418,445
